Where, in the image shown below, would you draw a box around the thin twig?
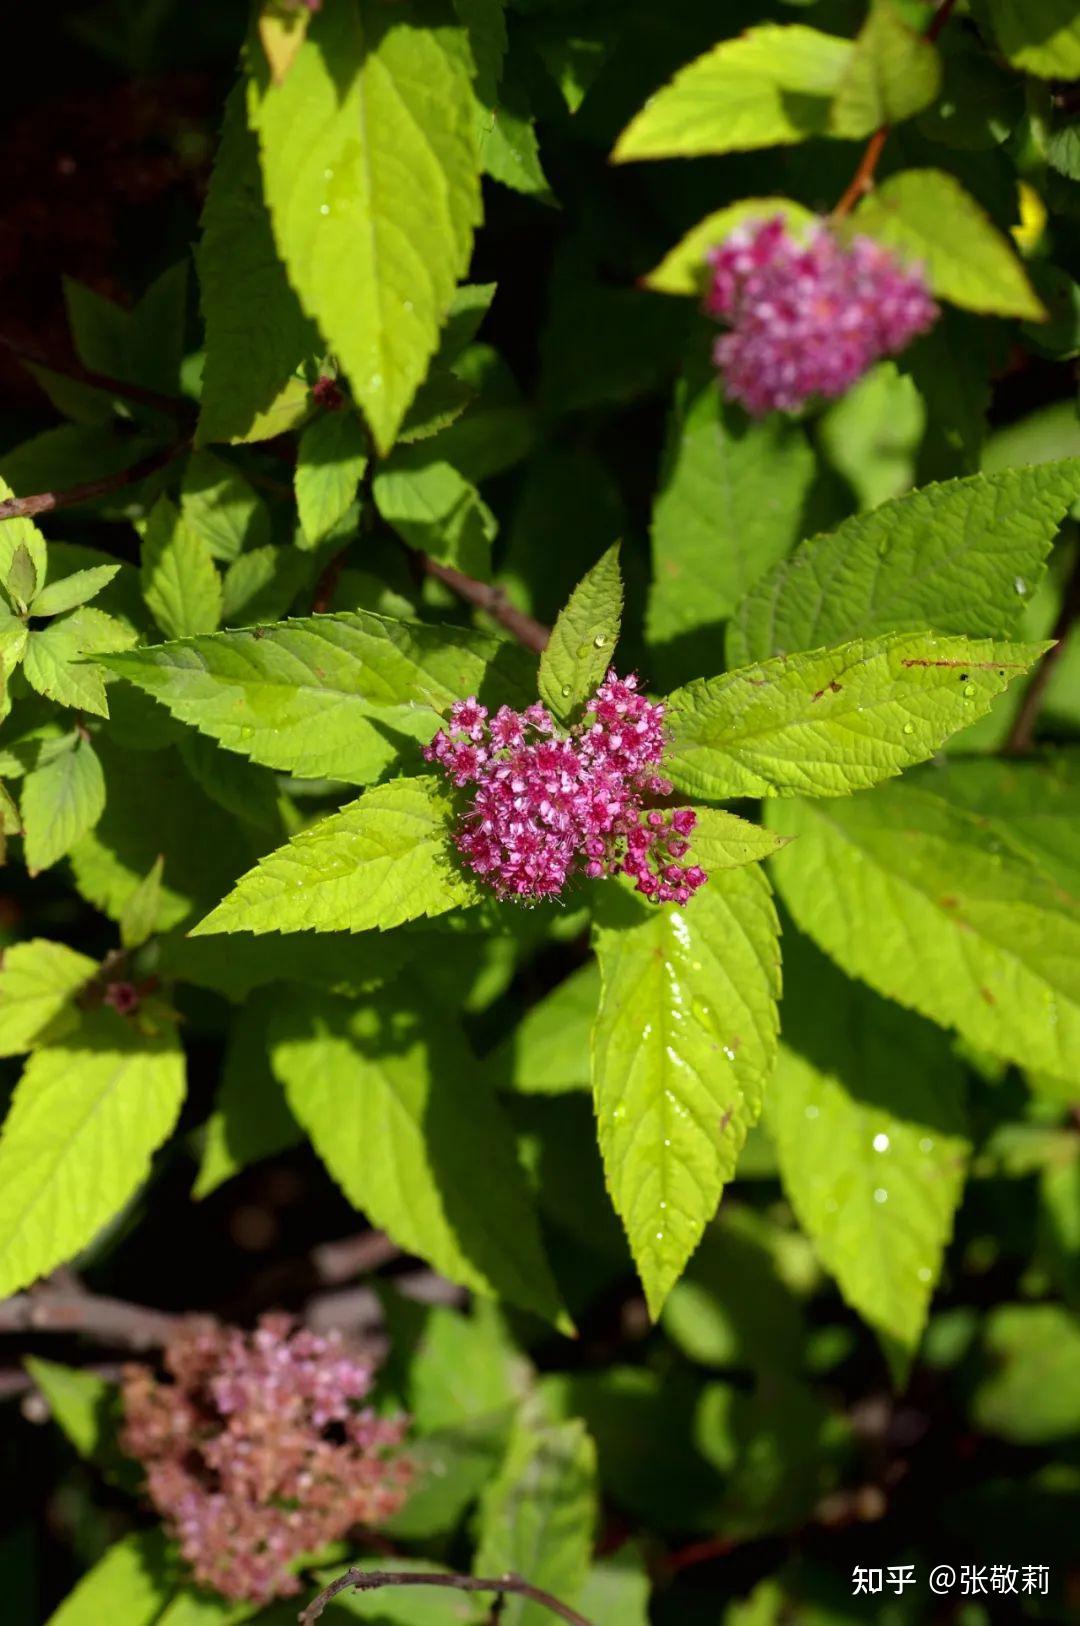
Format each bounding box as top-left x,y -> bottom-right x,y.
1004,553 -> 1080,752
0,333 -> 197,426
0,439 -> 191,523
420,555 -> 550,653
299,1569 -> 594,1626
831,0 -> 959,221
0,1284 -> 178,1351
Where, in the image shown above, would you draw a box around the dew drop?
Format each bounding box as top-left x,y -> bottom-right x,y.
560,684 -> 572,698
919,1136 -> 934,1153
1014,576 -> 1027,595
369,372 -> 383,391
963,682 -> 977,698
805,1104 -> 819,1120
656,1231 -> 664,1241
872,1132 -> 890,1153
874,1188 -> 888,1204
319,204 -> 330,216
917,1266 -> 932,1283
593,633 -> 607,648
722,1045 -> 736,1061
902,722 -> 915,736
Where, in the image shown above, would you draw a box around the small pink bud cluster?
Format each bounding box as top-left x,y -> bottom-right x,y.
704,215 -> 937,416
121,1315 -> 410,1604
424,673 -> 708,905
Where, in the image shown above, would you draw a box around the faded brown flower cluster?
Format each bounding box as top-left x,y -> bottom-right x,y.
121,1313 -> 410,1603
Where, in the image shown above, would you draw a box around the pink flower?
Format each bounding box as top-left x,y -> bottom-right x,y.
121,1315 -> 410,1604
424,671 -> 708,906
704,215 -> 937,416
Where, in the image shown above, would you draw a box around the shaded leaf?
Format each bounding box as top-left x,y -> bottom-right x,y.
269,985 -> 566,1324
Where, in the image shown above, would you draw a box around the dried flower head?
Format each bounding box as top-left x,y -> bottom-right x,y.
424,671 -> 708,906
704,214 -> 938,416
121,1314 -> 410,1604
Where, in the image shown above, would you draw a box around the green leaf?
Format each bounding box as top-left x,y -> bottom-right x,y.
163,929 -> 406,1002
612,25 -> 853,161
591,864 -> 781,1317
5,543 -> 38,612
70,740 -> 258,933
32,566 -> 121,620
484,96 -> 552,204
0,477 -> 48,588
817,360 -> 924,511
140,496 -> 223,640
665,633 -> 1043,803
728,463 -> 1080,667
194,775 -> 478,936
577,1547 -> 652,1626
118,856 -> 165,950
538,545 -> 622,722
0,938 -> 97,1057
768,932 -> 968,1357
23,1356 -> 116,1462
474,1418 -> 597,1625
851,169 -> 1046,320
767,764 -> 1080,1081
21,735 -> 105,874
923,751 -> 1080,897
982,0 -> 1080,80
830,0 -> 941,138
45,1532 -> 173,1626
690,807 -> 791,869
250,0 -> 482,453
180,450 -> 272,563
373,453 -> 497,577
102,612 -> 532,783
0,1007 -> 186,1297
65,264 -> 187,397
296,411 -> 369,547
393,1296 -> 527,1433
220,546 -> 312,627
197,87 -> 318,445
179,733 -> 285,835
660,1206 -> 805,1373
269,985 -> 566,1324
972,1305 -> 1080,1443
194,991 -> 302,1198
648,366 -> 814,669
23,608 -> 134,719
643,198 -> 815,297
491,962 -> 599,1096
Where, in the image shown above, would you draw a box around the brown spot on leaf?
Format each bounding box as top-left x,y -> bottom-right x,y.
979,986 -> 997,1006
812,679 -> 843,701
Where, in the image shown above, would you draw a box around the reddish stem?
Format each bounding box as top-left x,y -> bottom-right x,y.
831,0 -> 959,222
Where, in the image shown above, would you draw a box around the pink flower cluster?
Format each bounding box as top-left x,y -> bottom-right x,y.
121,1315 -> 410,1604
704,215 -> 937,416
424,672 -> 707,905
